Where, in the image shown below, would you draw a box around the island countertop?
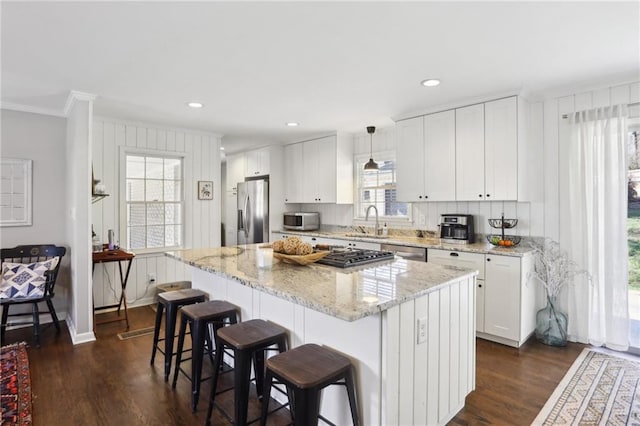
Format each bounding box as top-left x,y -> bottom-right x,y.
166,244 -> 477,322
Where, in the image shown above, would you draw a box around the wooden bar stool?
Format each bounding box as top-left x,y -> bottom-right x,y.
172,300 -> 239,412
260,343 -> 360,426
150,285 -> 207,381
205,319 -> 288,426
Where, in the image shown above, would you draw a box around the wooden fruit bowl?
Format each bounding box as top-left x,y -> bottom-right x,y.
272,251 -> 330,266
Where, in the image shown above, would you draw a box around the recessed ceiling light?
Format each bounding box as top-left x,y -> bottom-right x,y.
187,101 -> 204,108
286,122 -> 299,127
220,146 -> 225,151
420,79 -> 441,87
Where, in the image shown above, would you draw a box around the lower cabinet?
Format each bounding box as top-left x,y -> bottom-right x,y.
428,248 -> 537,347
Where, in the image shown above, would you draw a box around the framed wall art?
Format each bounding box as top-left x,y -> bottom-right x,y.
198,180 -> 213,200
0,158 -> 33,227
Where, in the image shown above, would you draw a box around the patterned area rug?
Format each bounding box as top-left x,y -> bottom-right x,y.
533,348 -> 640,425
1,342 -> 32,425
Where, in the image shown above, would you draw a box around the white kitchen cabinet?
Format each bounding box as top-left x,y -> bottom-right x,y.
224,191 -> 238,246
284,143 -> 304,203
226,153 -> 245,193
424,110 -> 456,201
455,103 -> 486,201
476,280 -> 485,333
245,146 -> 270,177
396,116 -> 424,202
427,248 -> 537,347
286,134 -> 353,204
396,111 -> 456,202
483,254 -> 520,341
484,97 -> 518,200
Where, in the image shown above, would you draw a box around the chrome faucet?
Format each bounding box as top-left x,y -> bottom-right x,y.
365,205 -> 380,236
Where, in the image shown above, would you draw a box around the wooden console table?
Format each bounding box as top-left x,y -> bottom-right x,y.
92,247 -> 135,329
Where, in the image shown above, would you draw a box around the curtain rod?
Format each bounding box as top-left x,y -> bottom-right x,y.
562,101 -> 640,119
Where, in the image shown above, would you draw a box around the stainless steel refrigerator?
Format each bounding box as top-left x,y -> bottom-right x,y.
237,179 -> 269,244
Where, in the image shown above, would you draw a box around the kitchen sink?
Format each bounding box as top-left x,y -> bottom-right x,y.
343,232 -> 389,239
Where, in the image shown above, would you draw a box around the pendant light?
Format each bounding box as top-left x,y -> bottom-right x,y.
364,126 -> 378,170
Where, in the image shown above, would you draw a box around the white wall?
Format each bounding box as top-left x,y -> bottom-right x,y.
0,109 -> 71,324
65,94 -> 95,344
91,118 -> 221,308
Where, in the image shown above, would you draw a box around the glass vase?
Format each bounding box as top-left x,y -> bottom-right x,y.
535,295 -> 568,346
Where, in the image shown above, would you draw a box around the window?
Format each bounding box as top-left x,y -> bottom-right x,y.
355,152 -> 409,220
125,154 -> 183,250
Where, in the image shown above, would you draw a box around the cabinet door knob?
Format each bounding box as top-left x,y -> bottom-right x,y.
425,195 -> 428,199
486,194 -> 491,197
487,258 -> 491,262
450,252 -> 459,257
312,237 -> 316,241
419,195 -> 422,199
478,284 -> 482,288
478,194 -> 483,198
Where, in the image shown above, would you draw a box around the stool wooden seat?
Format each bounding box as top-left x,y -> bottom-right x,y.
260,343 -> 359,426
150,286 -> 206,381
172,300 -> 239,412
206,319 -> 288,426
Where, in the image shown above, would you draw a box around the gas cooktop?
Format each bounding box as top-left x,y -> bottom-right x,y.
316,249 -> 395,268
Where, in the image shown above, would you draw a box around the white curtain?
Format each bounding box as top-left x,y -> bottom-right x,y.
566,105 -> 629,351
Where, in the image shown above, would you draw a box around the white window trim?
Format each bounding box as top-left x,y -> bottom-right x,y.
119,147 -> 187,254
353,150 -> 412,225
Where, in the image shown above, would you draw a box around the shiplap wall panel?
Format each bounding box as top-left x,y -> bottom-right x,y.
398,301 -> 415,426
449,283 -> 461,410
92,118 -> 221,309
413,295 -> 428,424
426,291 -> 440,425
438,286 -> 451,423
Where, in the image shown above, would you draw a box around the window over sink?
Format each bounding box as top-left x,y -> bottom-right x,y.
355,151 -> 410,222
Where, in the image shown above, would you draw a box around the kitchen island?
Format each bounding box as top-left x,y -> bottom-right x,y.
166,244 -> 478,426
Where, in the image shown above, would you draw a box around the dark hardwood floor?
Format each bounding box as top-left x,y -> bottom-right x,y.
4,306 -> 585,425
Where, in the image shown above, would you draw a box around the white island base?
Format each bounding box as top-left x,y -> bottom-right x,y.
190,266 -> 475,426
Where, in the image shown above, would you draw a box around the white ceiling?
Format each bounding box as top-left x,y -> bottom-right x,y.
2,1 -> 639,153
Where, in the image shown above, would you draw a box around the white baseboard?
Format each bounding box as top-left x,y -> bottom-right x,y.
65,316 -> 96,345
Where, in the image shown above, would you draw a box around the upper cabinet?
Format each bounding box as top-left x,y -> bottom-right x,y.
396,111 -> 456,202
397,95 -> 537,202
455,103 -> 486,200
284,143 -> 304,203
245,147 -> 270,177
285,134 -> 353,204
226,153 -> 246,193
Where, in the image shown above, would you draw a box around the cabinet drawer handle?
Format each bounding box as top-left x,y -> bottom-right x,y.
450,252 -> 459,257
311,237 -> 316,241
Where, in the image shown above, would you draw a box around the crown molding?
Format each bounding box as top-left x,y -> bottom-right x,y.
63,90 -> 98,116
0,102 -> 66,118
391,88 -> 524,122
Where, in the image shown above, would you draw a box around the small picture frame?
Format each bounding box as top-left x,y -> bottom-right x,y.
198,181 -> 213,200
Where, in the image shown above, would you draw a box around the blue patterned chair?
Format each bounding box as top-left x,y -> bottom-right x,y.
1,245 -> 66,346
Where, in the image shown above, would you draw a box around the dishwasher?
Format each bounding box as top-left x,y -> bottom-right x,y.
380,243 -> 427,262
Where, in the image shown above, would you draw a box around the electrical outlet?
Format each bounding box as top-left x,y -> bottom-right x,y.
417,317 -> 427,344
419,214 -> 426,226
147,273 -> 156,283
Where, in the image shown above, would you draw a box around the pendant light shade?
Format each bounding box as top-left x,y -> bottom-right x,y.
364,126 -> 378,170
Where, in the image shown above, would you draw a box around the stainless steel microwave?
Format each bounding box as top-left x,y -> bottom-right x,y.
283,212 -> 320,231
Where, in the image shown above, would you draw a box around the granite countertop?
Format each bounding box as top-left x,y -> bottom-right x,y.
272,230 -> 534,257
166,244 -> 477,322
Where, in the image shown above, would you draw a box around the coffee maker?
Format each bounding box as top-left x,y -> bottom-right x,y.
439,214 -> 475,244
